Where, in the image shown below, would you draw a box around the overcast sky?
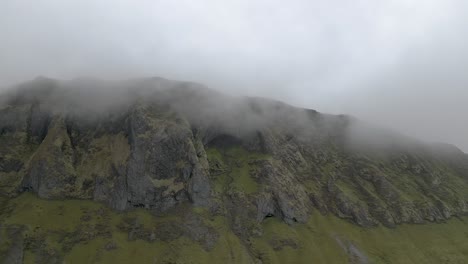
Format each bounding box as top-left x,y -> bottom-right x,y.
0,0 -> 467,151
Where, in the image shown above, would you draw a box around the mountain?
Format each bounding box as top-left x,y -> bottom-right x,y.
1,77 -> 468,263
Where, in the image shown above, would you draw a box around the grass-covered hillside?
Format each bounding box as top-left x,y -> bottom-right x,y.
2,193 -> 468,263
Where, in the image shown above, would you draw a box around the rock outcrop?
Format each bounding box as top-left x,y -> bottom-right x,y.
1,76 -> 468,232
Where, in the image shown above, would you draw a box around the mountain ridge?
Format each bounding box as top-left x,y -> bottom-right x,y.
1,77 -> 468,263
1,76 -> 468,223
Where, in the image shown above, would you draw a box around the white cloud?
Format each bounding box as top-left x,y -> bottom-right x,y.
0,0 -> 467,150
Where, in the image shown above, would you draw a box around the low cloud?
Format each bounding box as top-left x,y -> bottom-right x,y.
0,0 -> 466,151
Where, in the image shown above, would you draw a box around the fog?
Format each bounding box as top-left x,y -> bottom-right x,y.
0,0 -> 467,151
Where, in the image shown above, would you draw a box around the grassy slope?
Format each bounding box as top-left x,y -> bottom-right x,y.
253,212 -> 468,264
1,193 -> 468,263
0,193 -> 252,264
205,146 -> 269,195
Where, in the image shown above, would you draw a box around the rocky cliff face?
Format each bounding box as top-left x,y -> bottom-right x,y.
1,76 -> 468,234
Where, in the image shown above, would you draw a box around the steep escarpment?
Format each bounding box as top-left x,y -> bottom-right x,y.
1,77 -> 468,263
1,77 -> 468,225
1,86 -> 212,213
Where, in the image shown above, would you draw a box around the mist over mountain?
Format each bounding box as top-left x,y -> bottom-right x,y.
1,1 -> 468,263
1,0 -> 467,152
1,77 -> 468,263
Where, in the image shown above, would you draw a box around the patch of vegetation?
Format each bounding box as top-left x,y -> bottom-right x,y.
251,217 -> 348,264
206,146 -> 270,195
336,180 -> 363,202
151,177 -> 185,196
74,133 -> 130,195
251,211 -> 468,264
